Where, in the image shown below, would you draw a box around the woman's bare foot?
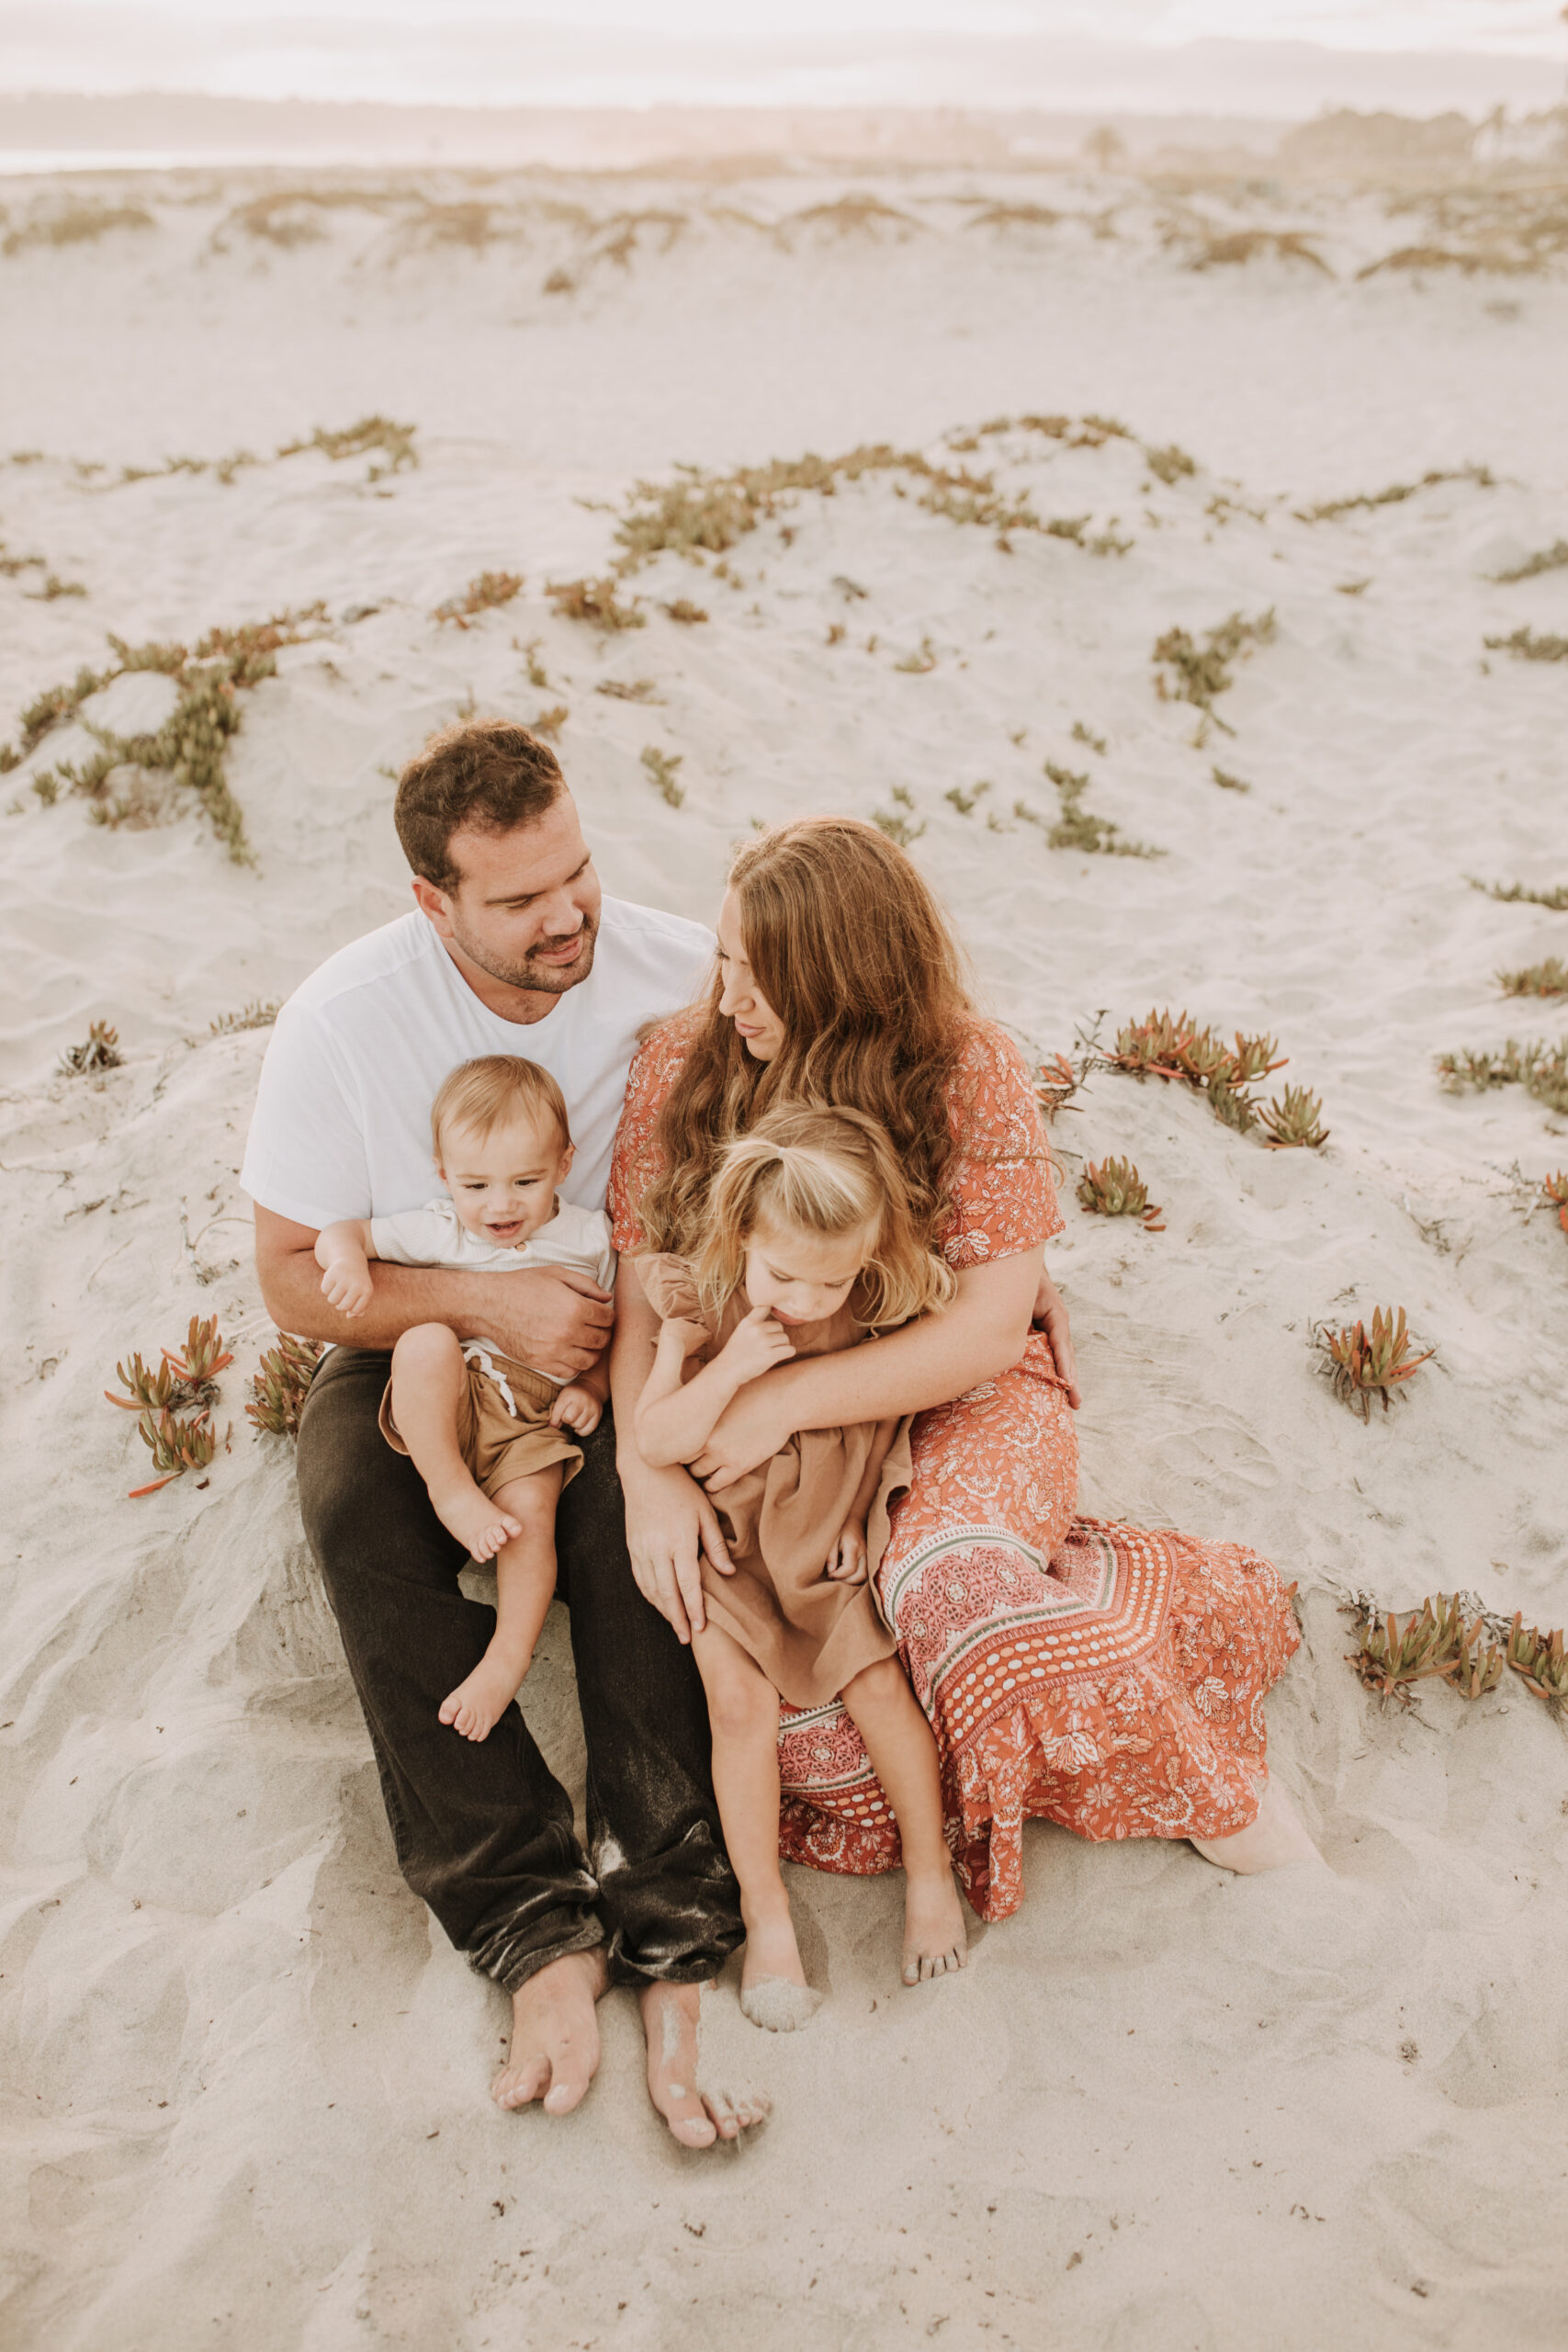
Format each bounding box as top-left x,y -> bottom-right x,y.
492,1948 -> 607,2113
641,1981 -> 773,2148
737,1893 -> 819,2030
901,1870 -> 968,1985
429,1476 -> 523,1565
440,1645 -> 530,1740
1191,1777 -> 1323,1874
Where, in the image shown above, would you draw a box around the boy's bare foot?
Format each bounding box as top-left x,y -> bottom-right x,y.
641,1981 -> 773,2148
440,1648 -> 529,1741
1191,1777 -> 1323,1874
901,1870 -> 968,1985
738,1893 -> 819,2031
430,1477 -> 523,1565
492,1948 -> 607,2113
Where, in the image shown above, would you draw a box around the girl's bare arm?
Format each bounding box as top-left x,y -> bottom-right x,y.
634,1306 -> 795,1468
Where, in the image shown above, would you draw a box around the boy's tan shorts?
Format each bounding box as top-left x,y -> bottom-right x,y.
378,1349 -> 582,1501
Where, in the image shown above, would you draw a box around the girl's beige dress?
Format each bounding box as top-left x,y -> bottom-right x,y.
637,1254 -> 913,1710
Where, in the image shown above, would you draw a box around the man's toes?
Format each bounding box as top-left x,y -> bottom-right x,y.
491,2055 -> 549,2109
543,2071 -> 590,2116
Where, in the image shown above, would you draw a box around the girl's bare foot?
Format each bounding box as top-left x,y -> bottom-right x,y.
429,1477 -> 523,1564
901,1870 -> 968,1985
641,1982 -> 773,2148
440,1646 -> 529,1740
1191,1777 -> 1323,1874
738,1894 -> 819,2031
492,1948 -> 607,2113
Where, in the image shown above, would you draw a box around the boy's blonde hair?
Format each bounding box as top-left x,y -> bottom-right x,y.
431,1056 -> 570,1160
693,1103 -> 955,1331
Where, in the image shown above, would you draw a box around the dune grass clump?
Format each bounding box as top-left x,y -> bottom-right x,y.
3,199 -> 155,258
434,570 -> 523,627
640,745 -> 684,807
1143,443 -> 1197,484
247,1333 -> 325,1439
209,999 -> 280,1036
530,705 -> 569,741
1258,1085 -> 1329,1149
1491,539 -> 1568,584
1107,1009 -> 1287,1133
58,1018 -> 122,1076
1316,1306 -> 1435,1421
1437,1037 -> 1568,1117
1077,1157 -> 1164,1230
1294,464 -> 1494,524
596,678 -> 660,702
1212,765 -> 1251,793
1483,626 -> 1568,664
873,786 -> 924,847
1497,957 -> 1568,999
662,597 -> 708,624
1071,721 -> 1106,753
1152,609 -> 1275,736
547,576 -> 645,630
1039,763 -> 1162,860
1471,878 -> 1568,911
1188,228 -> 1331,276
1348,1594 -> 1504,1704
276,415 -> 417,480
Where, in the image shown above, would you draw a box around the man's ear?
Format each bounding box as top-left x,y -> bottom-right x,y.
412,876 -> 455,936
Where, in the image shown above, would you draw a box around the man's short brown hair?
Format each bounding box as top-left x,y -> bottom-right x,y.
394,718 -> 563,893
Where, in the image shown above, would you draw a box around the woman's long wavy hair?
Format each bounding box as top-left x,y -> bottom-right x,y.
641,817 -> 975,1258
692,1104 -> 956,1330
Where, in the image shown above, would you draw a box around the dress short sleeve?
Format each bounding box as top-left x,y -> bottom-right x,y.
608,1012 -> 702,1255
634,1252 -> 714,1333
936,1023 -> 1063,1268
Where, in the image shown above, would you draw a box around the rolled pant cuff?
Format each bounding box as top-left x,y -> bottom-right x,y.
471,1912 -> 607,1996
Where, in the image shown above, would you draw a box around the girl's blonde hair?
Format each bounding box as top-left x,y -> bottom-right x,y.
430,1056 -> 570,1160
692,1103 -> 955,1331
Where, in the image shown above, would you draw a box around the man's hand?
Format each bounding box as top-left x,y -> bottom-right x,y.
689,1374 -> 795,1494
620,1457 -> 734,1645
479,1268 -> 614,1384
716,1303 -> 796,1385
550,1380 -> 603,1436
1032,1263 -> 1081,1408
826,1521 -> 869,1584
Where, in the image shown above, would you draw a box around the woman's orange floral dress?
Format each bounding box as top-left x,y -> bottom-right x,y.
609,1012 -> 1300,1924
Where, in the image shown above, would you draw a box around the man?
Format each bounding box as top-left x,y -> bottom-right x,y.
244,718 -> 764,2149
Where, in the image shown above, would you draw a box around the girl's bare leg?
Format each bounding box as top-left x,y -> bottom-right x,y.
1191,1776 -> 1322,1873
440,1467 -> 563,1741
691,1623 -> 819,2031
389,1325 -> 524,1562
840,1657 -> 967,1985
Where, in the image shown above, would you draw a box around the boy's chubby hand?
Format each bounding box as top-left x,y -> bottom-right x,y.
320,1259 -> 373,1317
826,1521 -> 870,1584
719,1302 -> 797,1385
550,1381 -> 603,1436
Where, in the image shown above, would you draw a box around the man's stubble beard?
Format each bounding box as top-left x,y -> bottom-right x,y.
451,903 -> 601,997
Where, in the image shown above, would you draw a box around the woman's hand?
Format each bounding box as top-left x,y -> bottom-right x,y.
689,1372 -> 796,1493
716,1302 -> 796,1385
1032,1262 -> 1081,1408
826,1521 -> 869,1584
620,1455 -> 735,1645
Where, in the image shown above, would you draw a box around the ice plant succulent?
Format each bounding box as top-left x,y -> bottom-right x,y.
246,1333 -> 325,1439
1077,1157 -> 1164,1229
130,1407 -> 216,1498
1107,1008 -> 1287,1134
1317,1306 -> 1436,1419
1348,1594 -> 1505,1705
1259,1085 -> 1329,1149
1505,1616 -> 1568,1706
58,1019 -> 122,1077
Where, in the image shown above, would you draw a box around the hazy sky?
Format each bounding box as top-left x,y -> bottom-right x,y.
1,2 -> 1563,112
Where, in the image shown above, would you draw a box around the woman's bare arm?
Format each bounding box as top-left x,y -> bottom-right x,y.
609,1262 -> 735,1644
691,1251 -> 1039,1491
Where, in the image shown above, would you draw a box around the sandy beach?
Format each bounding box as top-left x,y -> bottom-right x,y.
3,154 -> 1567,2347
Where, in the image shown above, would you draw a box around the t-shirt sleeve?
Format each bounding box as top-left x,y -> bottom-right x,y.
937,1026 -> 1064,1268
240,1003 -> 373,1230
367,1207 -> 453,1266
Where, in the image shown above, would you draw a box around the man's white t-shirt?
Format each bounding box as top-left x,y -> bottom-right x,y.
241,898 -> 713,1227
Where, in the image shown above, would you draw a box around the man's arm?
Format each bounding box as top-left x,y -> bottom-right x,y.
254,1204 -> 613,1380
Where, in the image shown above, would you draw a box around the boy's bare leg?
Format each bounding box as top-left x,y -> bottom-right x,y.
691,1623 -> 819,2030
493,1947 -> 608,2112
1191,1776 -> 1322,1873
841,1657 -> 967,1985
441,1467 -> 563,1741
390,1324 -> 524,1562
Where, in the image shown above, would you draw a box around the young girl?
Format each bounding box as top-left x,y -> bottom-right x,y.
632,1103 -> 968,2029
315,1055 -> 614,1743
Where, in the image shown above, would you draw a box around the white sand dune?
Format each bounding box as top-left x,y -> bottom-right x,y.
3,165 -> 1567,2348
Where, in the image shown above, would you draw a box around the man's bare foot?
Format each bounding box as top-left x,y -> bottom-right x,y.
492,1948 -> 607,2113
430,1477 -> 523,1565
1191,1777 -> 1323,1874
738,1893 -> 819,2031
901,1870 -> 968,1985
440,1645 -> 530,1740
641,1981 -> 773,2149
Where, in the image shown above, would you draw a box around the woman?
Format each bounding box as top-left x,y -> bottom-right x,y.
608,818 -> 1314,1925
